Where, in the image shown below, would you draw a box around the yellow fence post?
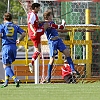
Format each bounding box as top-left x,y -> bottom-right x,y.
25,29 -> 28,66
85,9 -> 92,78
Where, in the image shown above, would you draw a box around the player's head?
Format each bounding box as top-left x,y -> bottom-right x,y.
4,12 -> 12,21
43,10 -> 53,21
31,3 -> 40,13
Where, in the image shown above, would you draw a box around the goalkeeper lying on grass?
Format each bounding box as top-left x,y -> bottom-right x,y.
61,60 -> 76,83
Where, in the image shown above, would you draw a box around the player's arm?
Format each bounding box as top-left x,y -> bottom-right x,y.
28,13 -> 37,36
61,67 -> 69,72
29,24 -> 37,36
51,24 -> 69,33
50,23 -> 65,30
38,21 -> 45,24
16,26 -> 26,44
51,19 -> 71,33
57,29 -> 71,33
19,32 -> 26,41
16,32 -> 26,44
39,20 -> 50,24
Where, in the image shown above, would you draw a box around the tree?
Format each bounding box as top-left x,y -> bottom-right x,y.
10,0 -> 26,19
0,0 -> 26,24
0,0 -> 7,23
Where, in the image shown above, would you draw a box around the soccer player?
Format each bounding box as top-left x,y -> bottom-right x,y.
43,10 -> 77,83
0,12 -> 26,87
61,60 -> 76,83
27,3 -> 49,73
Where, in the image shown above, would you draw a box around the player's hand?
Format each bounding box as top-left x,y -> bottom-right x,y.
61,19 -> 66,26
16,39 -> 20,44
51,24 -> 58,29
59,25 -> 64,29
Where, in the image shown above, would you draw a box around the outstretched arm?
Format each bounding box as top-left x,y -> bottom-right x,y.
57,29 -> 71,33
39,20 -> 50,24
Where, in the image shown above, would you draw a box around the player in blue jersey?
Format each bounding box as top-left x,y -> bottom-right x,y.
43,10 -> 77,83
0,12 -> 26,87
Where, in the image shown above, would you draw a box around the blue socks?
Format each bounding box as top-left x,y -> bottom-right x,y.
5,66 -> 18,82
48,64 -> 53,80
66,57 -> 75,71
5,66 -> 14,78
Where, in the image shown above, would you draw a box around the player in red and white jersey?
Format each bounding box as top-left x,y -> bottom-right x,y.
27,3 -> 49,73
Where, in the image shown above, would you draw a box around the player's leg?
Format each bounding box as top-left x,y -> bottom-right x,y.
29,50 -> 41,73
46,41 -> 57,83
1,65 -> 9,87
57,39 -> 76,73
4,65 -> 20,87
31,43 -> 41,64
1,70 -> 9,87
1,46 -> 10,87
29,28 -> 47,73
1,64 -> 20,88
29,38 -> 41,73
62,49 -> 76,73
11,45 -> 20,87
1,45 -> 20,87
29,27 -> 47,72
47,57 -> 55,83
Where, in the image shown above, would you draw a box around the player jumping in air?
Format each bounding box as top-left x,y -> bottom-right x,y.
27,3 -> 49,73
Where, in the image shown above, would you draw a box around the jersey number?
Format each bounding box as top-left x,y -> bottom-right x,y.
6,26 -> 14,37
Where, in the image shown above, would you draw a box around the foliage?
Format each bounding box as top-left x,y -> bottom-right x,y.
0,0 -> 7,23
0,0 -> 26,23
10,0 -> 26,19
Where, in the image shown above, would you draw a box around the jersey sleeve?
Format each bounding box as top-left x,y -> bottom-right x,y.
17,26 -> 25,34
28,13 -> 36,25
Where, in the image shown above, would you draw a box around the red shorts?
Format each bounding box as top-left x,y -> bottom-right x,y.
29,28 -> 44,48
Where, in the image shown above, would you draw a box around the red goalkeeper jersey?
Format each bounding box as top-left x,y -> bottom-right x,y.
61,64 -> 72,78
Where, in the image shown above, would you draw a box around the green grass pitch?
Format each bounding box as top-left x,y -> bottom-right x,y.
0,82 -> 100,100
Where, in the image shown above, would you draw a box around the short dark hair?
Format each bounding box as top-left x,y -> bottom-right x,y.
31,3 -> 40,10
43,10 -> 52,20
4,12 -> 12,21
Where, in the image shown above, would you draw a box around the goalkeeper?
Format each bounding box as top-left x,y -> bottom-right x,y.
42,10 -> 78,83
61,60 -> 76,83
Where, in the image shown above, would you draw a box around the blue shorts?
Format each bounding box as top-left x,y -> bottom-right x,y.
48,38 -> 66,57
2,44 -> 17,64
